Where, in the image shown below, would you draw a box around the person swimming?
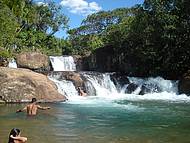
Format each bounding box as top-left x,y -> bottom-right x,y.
8,128 -> 27,143
16,98 -> 50,116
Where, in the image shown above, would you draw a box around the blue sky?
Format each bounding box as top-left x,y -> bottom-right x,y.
41,0 -> 144,38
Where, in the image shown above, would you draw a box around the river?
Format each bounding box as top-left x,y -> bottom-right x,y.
2,56 -> 190,143
0,98 -> 190,143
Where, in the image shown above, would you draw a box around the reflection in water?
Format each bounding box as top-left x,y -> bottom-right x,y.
0,101 -> 190,143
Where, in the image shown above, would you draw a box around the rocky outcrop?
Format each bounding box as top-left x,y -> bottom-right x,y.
48,71 -> 90,96
0,67 -> 66,103
16,52 -> 50,72
49,71 -> 86,88
178,70 -> 190,95
84,46 -> 181,79
110,73 -> 130,88
72,55 -> 83,71
0,57 -> 8,67
85,46 -> 115,72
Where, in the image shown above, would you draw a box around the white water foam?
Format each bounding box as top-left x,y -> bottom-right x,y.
48,76 -> 78,98
49,72 -> 190,106
8,59 -> 17,68
50,56 -> 76,71
128,76 -> 178,93
81,73 -> 118,97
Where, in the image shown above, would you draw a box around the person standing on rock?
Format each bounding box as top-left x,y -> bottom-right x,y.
16,98 -> 50,116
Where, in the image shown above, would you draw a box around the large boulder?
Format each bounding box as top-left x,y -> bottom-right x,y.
0,67 -> 66,103
16,52 -> 50,71
178,70 -> 190,95
49,71 -> 85,88
48,71 -> 90,96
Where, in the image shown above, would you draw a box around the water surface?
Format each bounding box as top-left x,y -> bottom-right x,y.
0,99 -> 190,143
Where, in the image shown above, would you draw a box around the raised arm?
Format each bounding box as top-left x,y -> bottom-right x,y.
10,135 -> 27,142
37,105 -> 51,110
16,106 -> 27,113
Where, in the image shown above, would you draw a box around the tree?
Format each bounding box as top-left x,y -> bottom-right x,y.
0,2 -> 18,48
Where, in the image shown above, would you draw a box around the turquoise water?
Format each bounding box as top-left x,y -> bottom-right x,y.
0,99 -> 190,143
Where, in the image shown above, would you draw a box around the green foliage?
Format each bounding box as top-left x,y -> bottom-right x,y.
68,0 -> 190,78
0,2 -> 18,48
0,50 -> 12,58
0,0 -> 68,56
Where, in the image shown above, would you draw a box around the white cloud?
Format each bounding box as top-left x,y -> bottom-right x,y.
60,0 -> 102,16
36,1 -> 48,7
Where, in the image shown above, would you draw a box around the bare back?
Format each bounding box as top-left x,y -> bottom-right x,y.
26,103 -> 38,115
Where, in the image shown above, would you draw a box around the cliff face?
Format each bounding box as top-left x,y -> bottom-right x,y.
83,46 -> 181,79
83,46 -> 148,77
0,67 -> 66,103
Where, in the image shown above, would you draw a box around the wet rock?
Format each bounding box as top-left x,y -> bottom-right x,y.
48,71 -> 87,95
125,83 -> 138,94
139,84 -> 161,95
110,73 -> 130,88
0,67 -> 66,103
139,85 -> 151,95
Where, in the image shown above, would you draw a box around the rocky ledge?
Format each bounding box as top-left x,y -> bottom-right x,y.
0,67 -> 67,103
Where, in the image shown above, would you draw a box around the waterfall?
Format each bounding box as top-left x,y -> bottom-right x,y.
50,56 -> 76,71
127,76 -> 178,94
48,71 -> 190,102
48,72 -> 78,98
81,72 -> 118,96
8,59 -> 17,68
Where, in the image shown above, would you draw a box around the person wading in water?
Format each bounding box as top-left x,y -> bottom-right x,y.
16,98 -> 50,116
8,128 -> 27,143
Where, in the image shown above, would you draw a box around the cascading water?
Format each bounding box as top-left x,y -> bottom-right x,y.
81,72 -> 118,96
48,72 -> 78,99
8,59 -> 17,68
50,56 -> 76,71
48,70 -> 190,102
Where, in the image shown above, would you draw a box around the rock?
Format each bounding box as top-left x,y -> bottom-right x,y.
16,52 -> 50,71
0,67 -> 66,103
48,71 -> 89,96
0,57 -> 8,67
125,83 -> 138,94
178,70 -> 190,95
110,73 -> 130,88
139,84 -> 161,95
139,85 -> 151,95
0,95 -> 5,103
72,55 -> 83,71
0,100 -> 5,103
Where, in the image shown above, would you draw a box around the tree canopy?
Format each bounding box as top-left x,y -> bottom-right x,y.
67,0 -> 190,78
0,0 -> 68,56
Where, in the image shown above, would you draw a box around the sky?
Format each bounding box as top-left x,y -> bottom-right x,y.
38,0 -> 144,38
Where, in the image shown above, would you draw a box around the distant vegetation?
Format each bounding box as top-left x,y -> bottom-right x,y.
67,0 -> 190,77
0,0 -> 190,77
0,0 -> 69,56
